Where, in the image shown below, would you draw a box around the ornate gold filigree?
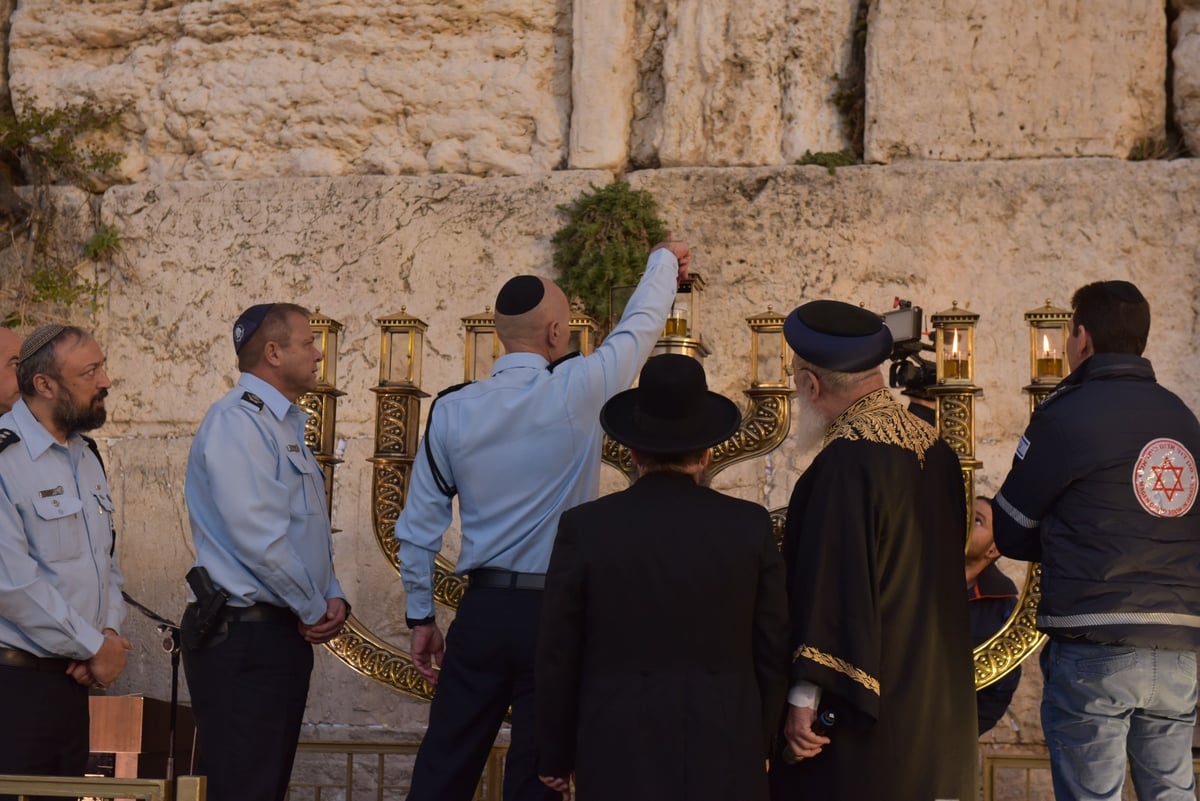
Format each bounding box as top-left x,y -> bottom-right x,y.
974,563 -> 1047,689
793,644 -> 880,696
328,615 -> 434,702
824,389 -> 937,467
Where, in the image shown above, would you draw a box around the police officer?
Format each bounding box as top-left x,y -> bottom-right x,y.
182,303 -> 349,801
0,327 -> 21,413
396,242 -> 689,801
0,325 -> 130,800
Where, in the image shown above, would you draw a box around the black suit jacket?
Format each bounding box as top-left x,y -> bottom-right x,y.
536,472 -> 789,801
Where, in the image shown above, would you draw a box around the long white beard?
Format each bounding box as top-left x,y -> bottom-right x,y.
792,390 -> 832,453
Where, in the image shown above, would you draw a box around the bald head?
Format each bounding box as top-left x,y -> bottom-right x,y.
494,277 -> 572,361
0,328 -> 21,414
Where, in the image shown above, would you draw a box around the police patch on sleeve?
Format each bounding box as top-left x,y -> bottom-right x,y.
1015,435 -> 1030,460
1132,438 -> 1197,518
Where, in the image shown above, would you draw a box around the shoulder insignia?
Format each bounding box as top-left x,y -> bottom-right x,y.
1033,379 -> 1081,412
241,391 -> 265,411
1132,438 -> 1198,518
0,428 -> 19,454
547,351 -> 582,373
81,434 -> 107,476
436,381 -> 472,399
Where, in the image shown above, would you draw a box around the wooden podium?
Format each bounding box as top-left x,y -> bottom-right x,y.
89,696 -> 196,779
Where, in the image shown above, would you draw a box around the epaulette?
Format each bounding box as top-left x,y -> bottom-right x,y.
1033,381 -> 1081,414
241,391 -> 265,411
0,428 -> 19,454
547,351 -> 581,373
424,382 -> 472,497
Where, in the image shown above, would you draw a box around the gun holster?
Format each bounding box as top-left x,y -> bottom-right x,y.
182,566 -> 230,650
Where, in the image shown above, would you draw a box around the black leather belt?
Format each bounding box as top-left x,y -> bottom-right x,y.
224,603 -> 299,625
0,646 -> 71,673
469,569 -> 546,591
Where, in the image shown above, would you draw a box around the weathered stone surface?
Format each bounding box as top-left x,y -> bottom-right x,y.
1174,9 -> 1200,155
866,0 -> 1167,162
568,0 -> 637,169
8,0 -> 571,182
631,0 -> 855,168
82,162 -> 1200,744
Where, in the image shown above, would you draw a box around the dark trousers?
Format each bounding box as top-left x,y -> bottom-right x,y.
407,586 -> 557,801
0,664 -> 89,801
181,614 -> 313,801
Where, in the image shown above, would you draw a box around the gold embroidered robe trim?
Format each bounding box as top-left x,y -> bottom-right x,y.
822,388 -> 937,467
793,643 -> 881,696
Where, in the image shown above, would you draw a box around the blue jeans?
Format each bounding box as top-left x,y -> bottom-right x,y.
1040,639 -> 1198,801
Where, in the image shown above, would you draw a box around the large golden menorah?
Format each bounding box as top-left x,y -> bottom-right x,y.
306,294 -> 1059,699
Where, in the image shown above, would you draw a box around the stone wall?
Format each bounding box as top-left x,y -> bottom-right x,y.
81,163 -> 1200,759
11,0 -> 1193,180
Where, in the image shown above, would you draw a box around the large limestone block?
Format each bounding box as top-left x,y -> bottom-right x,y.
629,0 -> 855,168
1173,8 -> 1200,154
8,0 -> 570,182
96,171 -> 612,435
866,0 -> 1167,162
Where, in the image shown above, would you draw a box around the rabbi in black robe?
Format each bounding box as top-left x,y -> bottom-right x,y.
769,300 -> 977,801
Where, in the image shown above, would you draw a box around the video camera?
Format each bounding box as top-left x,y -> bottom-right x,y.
881,298 -> 935,397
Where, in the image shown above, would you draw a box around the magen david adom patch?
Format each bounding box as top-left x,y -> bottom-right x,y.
1132,438 -> 1197,518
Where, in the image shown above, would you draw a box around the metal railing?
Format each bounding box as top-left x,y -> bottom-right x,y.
0,774 -> 206,800
982,754 -> 1200,801
286,741 -> 507,801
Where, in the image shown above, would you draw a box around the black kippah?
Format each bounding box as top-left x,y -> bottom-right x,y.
495,276 -> 545,315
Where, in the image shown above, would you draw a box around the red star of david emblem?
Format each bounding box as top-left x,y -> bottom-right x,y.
1151,456 -> 1186,501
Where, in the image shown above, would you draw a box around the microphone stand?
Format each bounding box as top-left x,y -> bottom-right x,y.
121,592 -> 183,786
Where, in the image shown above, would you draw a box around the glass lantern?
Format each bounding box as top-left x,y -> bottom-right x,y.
1025,300 -> 1071,383
309,309 -> 343,390
569,312 -> 601,356
463,307 -> 502,382
931,302 -> 979,384
376,307 -> 427,387
664,273 -> 704,339
746,306 -> 789,388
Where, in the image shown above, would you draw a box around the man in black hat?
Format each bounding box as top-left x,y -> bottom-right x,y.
396,242 -> 690,801
182,303 -> 349,801
536,354 -> 789,801
769,300 -> 976,801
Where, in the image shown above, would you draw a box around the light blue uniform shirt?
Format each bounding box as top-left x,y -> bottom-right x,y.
0,399 -> 125,659
395,249 -> 679,619
185,373 -> 344,625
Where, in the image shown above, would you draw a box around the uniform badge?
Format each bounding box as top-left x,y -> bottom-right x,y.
1132,438 -> 1197,518
1015,435 -> 1030,460
287,444 -> 300,452
39,486 -> 64,498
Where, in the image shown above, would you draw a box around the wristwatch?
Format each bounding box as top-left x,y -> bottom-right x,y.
406,615 -> 436,629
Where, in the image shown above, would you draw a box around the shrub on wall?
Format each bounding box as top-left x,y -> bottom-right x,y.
552,181 -> 668,331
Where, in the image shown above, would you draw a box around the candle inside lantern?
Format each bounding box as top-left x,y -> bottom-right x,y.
664,304 -> 689,337
1036,333 -> 1064,378
943,328 -> 967,379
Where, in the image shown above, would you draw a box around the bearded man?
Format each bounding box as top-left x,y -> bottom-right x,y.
0,325 -> 130,801
769,300 -> 977,801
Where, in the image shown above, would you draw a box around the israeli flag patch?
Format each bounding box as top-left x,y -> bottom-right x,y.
1015,435 -> 1030,460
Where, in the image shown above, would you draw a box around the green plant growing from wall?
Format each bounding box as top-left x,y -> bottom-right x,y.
552,181 -> 669,331
0,96 -> 127,325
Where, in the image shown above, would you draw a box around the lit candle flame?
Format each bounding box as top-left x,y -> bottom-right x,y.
951,329 -> 960,358
1043,333 -> 1051,358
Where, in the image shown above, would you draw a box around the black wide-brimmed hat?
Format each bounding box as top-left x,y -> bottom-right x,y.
600,354 -> 741,454
783,299 -> 893,372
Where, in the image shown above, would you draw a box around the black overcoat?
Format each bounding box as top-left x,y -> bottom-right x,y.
537,471 -> 789,801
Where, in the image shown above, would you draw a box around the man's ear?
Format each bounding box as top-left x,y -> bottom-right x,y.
33,373 -> 55,400
262,340 -> 283,367
1075,324 -> 1096,362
